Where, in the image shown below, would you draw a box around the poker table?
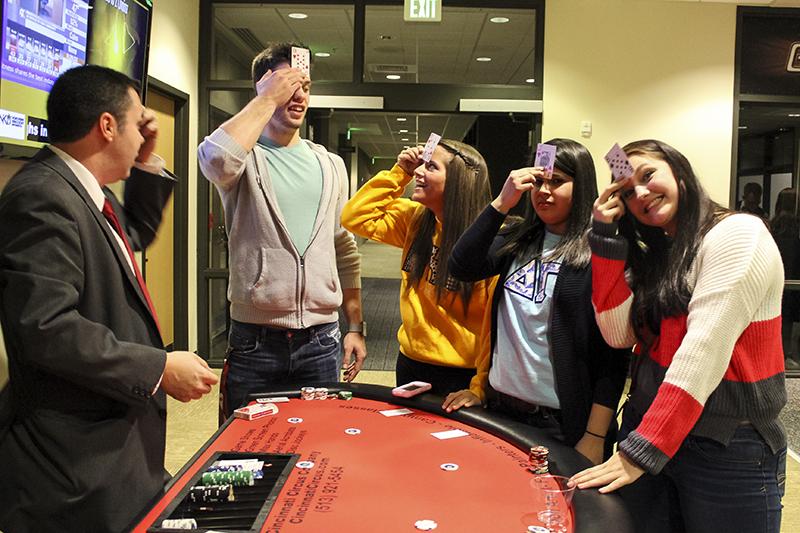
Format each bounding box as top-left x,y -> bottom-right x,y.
132,383 -> 633,532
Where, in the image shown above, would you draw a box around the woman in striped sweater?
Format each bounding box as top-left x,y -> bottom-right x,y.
571,140 -> 787,533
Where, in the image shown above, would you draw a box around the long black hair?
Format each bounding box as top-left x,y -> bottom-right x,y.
619,140 -> 730,336
497,138 -> 597,267
404,139 -> 491,313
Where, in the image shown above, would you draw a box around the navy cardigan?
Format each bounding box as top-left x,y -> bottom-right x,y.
448,205 -> 629,448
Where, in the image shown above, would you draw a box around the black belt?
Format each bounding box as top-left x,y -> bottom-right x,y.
487,387 -> 561,422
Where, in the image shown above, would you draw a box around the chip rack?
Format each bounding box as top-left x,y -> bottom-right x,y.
147,451 -> 298,532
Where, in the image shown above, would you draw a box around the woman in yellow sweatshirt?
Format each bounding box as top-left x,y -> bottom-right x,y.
341,139 -> 496,396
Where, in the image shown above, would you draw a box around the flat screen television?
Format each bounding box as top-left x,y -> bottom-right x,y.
0,0 -> 152,156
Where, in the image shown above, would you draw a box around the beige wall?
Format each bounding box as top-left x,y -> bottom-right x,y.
542,0 -> 737,204
148,0 -> 200,352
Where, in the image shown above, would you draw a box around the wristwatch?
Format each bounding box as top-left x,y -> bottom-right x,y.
347,321 -> 367,337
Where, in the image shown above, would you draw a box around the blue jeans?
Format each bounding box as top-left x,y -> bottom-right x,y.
221,320 -> 341,418
619,422 -> 786,533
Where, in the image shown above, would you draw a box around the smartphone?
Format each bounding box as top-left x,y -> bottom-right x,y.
391,381 -> 432,398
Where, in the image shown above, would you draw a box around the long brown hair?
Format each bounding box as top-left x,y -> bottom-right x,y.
404,140 -> 491,313
618,140 -> 730,335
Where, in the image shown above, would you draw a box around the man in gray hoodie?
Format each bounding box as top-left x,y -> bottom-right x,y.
198,42 -> 366,417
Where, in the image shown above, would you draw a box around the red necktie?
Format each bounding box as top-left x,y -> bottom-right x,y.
102,198 -> 161,333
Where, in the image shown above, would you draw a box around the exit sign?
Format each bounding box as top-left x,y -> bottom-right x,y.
404,0 -> 441,22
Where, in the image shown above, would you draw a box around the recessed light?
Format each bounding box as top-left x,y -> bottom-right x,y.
315,52 -> 331,58
401,138 -> 409,141
386,74 -> 401,80
490,16 -> 510,24
399,129 -> 408,133
738,126 -> 748,130
525,78 -> 535,83
396,117 -> 407,122
789,113 -> 800,117
288,12 -> 308,19
476,57 -> 492,62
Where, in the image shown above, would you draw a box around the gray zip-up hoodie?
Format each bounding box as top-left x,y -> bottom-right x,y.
198,128 -> 360,329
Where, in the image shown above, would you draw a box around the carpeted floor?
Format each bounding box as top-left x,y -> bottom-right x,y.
359,277 -> 401,371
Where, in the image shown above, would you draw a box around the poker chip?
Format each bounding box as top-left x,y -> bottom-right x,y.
300,387 -> 316,400
338,390 -> 353,400
315,387 -> 329,400
295,461 -> 315,469
161,518 -> 197,529
287,417 -> 304,424
344,428 -> 361,435
527,526 -> 549,533
414,519 -> 438,531
439,463 -> 459,471
528,445 -> 549,475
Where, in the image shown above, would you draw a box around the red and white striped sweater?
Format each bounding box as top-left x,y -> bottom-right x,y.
589,213 -> 786,474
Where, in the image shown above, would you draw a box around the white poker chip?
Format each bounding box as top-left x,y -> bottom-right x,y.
295,461 -> 315,469
344,428 -> 361,435
528,527 -> 549,533
287,417 -> 303,424
440,463 -> 459,471
414,519 -> 438,531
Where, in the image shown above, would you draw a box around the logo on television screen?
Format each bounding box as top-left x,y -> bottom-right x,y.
787,42 -> 800,72
0,109 -> 26,140
26,116 -> 49,143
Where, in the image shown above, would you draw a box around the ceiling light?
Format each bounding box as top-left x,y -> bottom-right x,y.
315,52 -> 331,58
401,138 -> 410,142
490,16 -> 510,24
396,117 -> 407,122
476,57 -> 492,62
525,78 -> 535,83
789,113 -> 800,117
386,74 -> 401,80
738,126 -> 748,130
399,129 -> 408,133
288,12 -> 308,19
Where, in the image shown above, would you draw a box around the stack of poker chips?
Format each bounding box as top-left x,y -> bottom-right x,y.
337,390 -> 353,400
201,470 -> 254,487
301,386 -> 336,400
528,445 -> 549,474
300,386 -> 316,400
161,518 -> 197,529
314,387 -> 329,400
188,484 -> 235,504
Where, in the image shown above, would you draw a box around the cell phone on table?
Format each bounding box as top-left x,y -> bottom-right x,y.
391,381 -> 432,398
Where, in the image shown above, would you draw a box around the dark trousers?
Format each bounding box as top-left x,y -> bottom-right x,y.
395,352 -> 475,395
221,320 -> 341,419
619,421 -> 786,533
485,386 -> 564,442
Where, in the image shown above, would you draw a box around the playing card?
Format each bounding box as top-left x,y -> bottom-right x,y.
604,143 -> 635,181
431,429 -> 469,440
534,143 -> 556,177
379,408 -> 413,417
291,46 -> 310,78
421,132 -> 442,163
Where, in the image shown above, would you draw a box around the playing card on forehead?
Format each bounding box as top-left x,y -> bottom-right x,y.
534,143 -> 556,176
422,132 -> 442,163
604,143 -> 635,181
291,46 -> 311,78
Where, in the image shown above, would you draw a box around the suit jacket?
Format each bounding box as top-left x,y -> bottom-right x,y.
0,147 -> 174,532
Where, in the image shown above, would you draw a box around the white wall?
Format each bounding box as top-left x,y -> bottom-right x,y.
542,0 -> 737,204
148,0 -> 200,351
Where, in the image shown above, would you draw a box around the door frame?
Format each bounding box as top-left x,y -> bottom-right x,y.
145,77 -> 190,351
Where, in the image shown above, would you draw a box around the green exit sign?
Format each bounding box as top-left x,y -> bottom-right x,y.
404,0 -> 441,22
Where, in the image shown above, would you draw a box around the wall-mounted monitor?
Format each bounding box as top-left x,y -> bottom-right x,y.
0,0 -> 152,157
0,0 -> 90,155
86,0 -> 152,98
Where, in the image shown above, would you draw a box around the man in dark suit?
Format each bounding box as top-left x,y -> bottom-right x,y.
0,65 -> 219,532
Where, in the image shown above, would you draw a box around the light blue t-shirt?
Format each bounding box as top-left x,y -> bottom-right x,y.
489,231 -> 562,408
257,137 -> 323,254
